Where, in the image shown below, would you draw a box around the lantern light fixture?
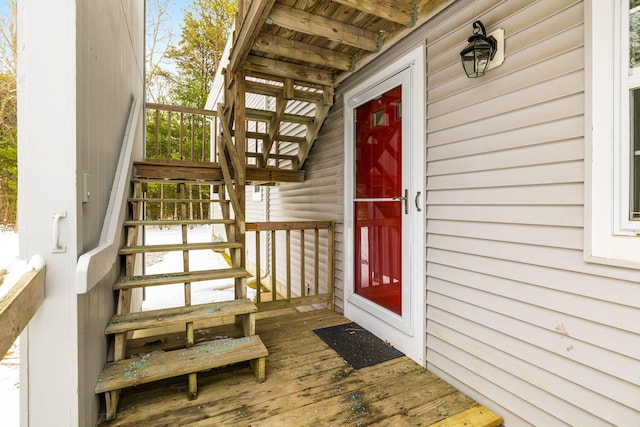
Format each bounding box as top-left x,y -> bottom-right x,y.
460,20 -> 503,78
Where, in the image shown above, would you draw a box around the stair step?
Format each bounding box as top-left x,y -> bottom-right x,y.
131,177 -> 224,186
128,197 -> 231,204
124,219 -> 234,226
119,241 -> 242,255
113,268 -> 247,290
105,299 -> 257,334
95,335 -> 268,394
246,153 -> 298,161
246,107 -> 314,125
244,131 -> 306,144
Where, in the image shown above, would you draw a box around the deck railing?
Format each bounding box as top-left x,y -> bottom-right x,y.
246,221 -> 334,316
145,103 -> 219,163
0,258 -> 45,358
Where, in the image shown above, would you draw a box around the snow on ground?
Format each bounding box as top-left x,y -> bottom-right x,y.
0,225 -> 246,426
0,227 -> 20,427
142,226 -> 255,310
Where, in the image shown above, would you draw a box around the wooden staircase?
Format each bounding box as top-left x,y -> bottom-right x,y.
95,169 -> 267,421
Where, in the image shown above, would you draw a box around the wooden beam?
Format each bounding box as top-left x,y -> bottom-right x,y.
268,3 -> 379,51
229,0 -> 276,75
244,55 -> 334,87
334,0 -> 456,86
246,166 -> 304,183
217,103 -> 245,178
297,103 -> 331,168
332,0 -> 415,26
246,107 -> 314,125
253,33 -> 353,71
245,130 -> 307,145
261,91 -> 287,167
245,79 -> 325,104
133,160 -> 305,183
0,267 -> 45,359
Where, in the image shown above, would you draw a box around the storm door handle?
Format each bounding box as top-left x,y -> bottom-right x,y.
392,189 -> 409,214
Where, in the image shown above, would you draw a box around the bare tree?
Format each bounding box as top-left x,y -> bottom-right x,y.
0,0 -> 16,226
0,0 -> 16,78
146,0 -> 175,102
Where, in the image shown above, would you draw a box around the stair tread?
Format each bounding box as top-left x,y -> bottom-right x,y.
113,268 -> 247,289
124,219 -> 234,226
95,335 -> 267,393
128,198 -> 230,203
119,241 -> 241,254
105,299 -> 257,334
131,177 -> 224,185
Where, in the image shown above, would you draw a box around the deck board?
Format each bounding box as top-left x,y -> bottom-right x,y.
99,309 -> 500,426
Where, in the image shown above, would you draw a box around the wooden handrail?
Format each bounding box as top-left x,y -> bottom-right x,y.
145,103 -> 219,163
0,257 -> 46,359
77,97 -> 142,294
246,221 -> 334,316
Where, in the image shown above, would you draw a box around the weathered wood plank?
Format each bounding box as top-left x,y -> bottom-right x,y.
269,3 -> 379,51
425,404 -> 504,427
105,300 -> 257,335
133,161 -> 305,184
113,268 -> 247,290
124,219 -> 235,227
333,0 -> 415,25
98,310 -> 494,427
244,79 -> 325,104
246,221 -> 333,231
228,0 -> 276,74
244,55 -> 335,87
245,106 -> 314,125
95,335 -> 268,393
0,267 -> 45,359
146,103 -> 217,117
119,241 -> 241,255
254,33 -> 353,71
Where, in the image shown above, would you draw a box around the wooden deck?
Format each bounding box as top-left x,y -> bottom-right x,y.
98,309 -> 502,426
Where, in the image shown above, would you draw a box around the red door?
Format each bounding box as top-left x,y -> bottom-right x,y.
354,85 -> 403,315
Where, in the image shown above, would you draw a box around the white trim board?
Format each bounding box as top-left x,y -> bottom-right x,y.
343,44 -> 426,366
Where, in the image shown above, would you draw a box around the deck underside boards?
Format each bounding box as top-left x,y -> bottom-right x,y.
98,309 -> 501,426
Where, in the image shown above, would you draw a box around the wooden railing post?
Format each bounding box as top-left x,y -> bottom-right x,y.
245,221 -> 335,316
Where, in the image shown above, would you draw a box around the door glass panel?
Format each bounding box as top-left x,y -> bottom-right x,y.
354,201 -> 402,314
354,85 -> 402,315
354,86 -> 402,199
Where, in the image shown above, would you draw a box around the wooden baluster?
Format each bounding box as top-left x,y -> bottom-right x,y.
300,229 -> 305,297
190,114 -> 195,161
314,227 -> 319,295
167,111 -> 172,159
154,109 -> 159,159
255,229 -> 261,304
271,229 -> 276,299
179,112 -> 184,160
328,222 -> 335,311
286,229 -> 291,300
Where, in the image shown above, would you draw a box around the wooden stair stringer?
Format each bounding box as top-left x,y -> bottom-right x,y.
97,157 -> 265,420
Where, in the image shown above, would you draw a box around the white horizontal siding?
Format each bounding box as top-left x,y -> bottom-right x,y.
262,0 -> 640,425
424,0 -> 640,425
267,99 -> 345,308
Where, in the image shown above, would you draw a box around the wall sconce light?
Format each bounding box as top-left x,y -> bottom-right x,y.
460,20 -> 503,78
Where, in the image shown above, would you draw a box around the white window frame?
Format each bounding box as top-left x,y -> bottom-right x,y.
586,0 -> 640,265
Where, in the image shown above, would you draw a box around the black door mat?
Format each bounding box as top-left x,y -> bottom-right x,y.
313,322 -> 404,370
